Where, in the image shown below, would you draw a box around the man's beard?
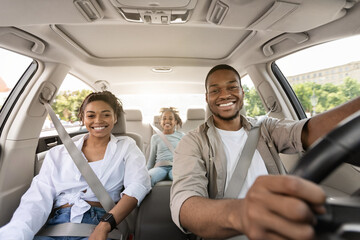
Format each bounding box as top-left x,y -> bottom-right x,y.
213,109 -> 240,121
209,103 -> 242,121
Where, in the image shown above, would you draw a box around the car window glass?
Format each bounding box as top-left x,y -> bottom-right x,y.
0,48 -> 33,110
242,75 -> 266,117
120,94 -> 206,123
40,74 -> 92,137
121,75 -> 266,121
276,35 -> 360,117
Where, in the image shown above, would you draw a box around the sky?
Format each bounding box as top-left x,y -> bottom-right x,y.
276,35 -> 360,76
0,48 -> 33,89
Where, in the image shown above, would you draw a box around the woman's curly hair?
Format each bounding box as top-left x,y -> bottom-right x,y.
78,91 -> 123,123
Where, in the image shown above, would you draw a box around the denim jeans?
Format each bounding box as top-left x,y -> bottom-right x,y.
34,206 -> 109,240
148,165 -> 172,187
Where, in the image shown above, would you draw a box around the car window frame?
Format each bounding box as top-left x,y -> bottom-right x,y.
271,62 -> 307,120
0,61 -> 38,135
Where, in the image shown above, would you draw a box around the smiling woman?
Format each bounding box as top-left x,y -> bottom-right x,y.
0,90 -> 151,239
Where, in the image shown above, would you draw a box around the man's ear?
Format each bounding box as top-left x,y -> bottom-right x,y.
205,92 -> 208,103
114,116 -> 118,124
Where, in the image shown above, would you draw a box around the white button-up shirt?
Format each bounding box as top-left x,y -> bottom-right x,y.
0,134 -> 151,240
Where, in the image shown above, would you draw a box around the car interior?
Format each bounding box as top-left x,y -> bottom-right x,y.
0,0 -> 360,239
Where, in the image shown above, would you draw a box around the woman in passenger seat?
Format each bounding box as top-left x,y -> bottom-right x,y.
0,91 -> 151,240
147,107 -> 184,187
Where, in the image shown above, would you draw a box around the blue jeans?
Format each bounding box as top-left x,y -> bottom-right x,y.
148,165 -> 172,187
34,207 -> 109,240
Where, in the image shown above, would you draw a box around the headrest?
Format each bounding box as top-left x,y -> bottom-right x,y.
153,115 -> 160,124
187,108 -> 205,120
125,109 -> 143,121
112,111 -> 126,135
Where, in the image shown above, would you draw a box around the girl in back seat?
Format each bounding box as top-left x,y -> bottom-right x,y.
147,107 -> 184,187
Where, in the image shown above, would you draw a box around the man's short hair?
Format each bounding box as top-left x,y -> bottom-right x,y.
205,64 -> 242,92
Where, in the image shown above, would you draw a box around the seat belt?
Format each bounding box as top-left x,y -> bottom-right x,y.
150,123 -> 175,154
224,119 -> 263,198
37,98 -> 127,239
37,223 -> 123,239
224,117 -> 265,240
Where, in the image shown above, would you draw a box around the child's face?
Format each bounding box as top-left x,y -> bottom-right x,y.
160,111 -> 177,133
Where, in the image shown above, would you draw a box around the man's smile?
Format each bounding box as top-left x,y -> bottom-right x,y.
218,102 -> 235,107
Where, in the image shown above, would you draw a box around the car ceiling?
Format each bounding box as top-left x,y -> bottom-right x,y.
0,0 -> 360,95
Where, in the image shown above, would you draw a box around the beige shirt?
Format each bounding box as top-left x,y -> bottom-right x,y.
170,115 -> 308,232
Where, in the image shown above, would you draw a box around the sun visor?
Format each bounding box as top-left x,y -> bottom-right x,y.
207,0 -> 353,32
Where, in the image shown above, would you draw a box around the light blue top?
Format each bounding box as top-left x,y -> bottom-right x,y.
147,131 -> 184,169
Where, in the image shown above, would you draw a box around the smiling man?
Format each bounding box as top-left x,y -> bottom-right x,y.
206,66 -> 244,128
170,64 -> 360,240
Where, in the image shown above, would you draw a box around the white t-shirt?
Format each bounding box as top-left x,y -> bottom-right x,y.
217,127 -> 268,198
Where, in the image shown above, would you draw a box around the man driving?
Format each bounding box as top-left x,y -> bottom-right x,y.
170,64 -> 360,240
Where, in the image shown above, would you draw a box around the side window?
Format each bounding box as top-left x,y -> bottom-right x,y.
40,74 -> 93,137
242,75 -> 266,117
0,48 -> 33,110
275,35 -> 360,117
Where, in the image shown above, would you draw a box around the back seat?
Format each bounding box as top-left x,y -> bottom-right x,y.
133,113 -> 191,240
124,109 -> 153,160
182,108 -> 205,133
153,114 -> 161,130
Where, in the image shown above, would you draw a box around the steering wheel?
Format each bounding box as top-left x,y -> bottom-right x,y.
291,110 -> 360,240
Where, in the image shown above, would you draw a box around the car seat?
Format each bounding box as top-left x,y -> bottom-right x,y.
124,109 -> 152,154
182,108 -> 205,133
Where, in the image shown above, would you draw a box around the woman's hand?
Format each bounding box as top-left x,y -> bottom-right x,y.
89,221 -> 111,240
89,194 -> 137,240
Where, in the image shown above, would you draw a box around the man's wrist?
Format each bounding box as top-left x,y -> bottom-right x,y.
226,199 -> 245,234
